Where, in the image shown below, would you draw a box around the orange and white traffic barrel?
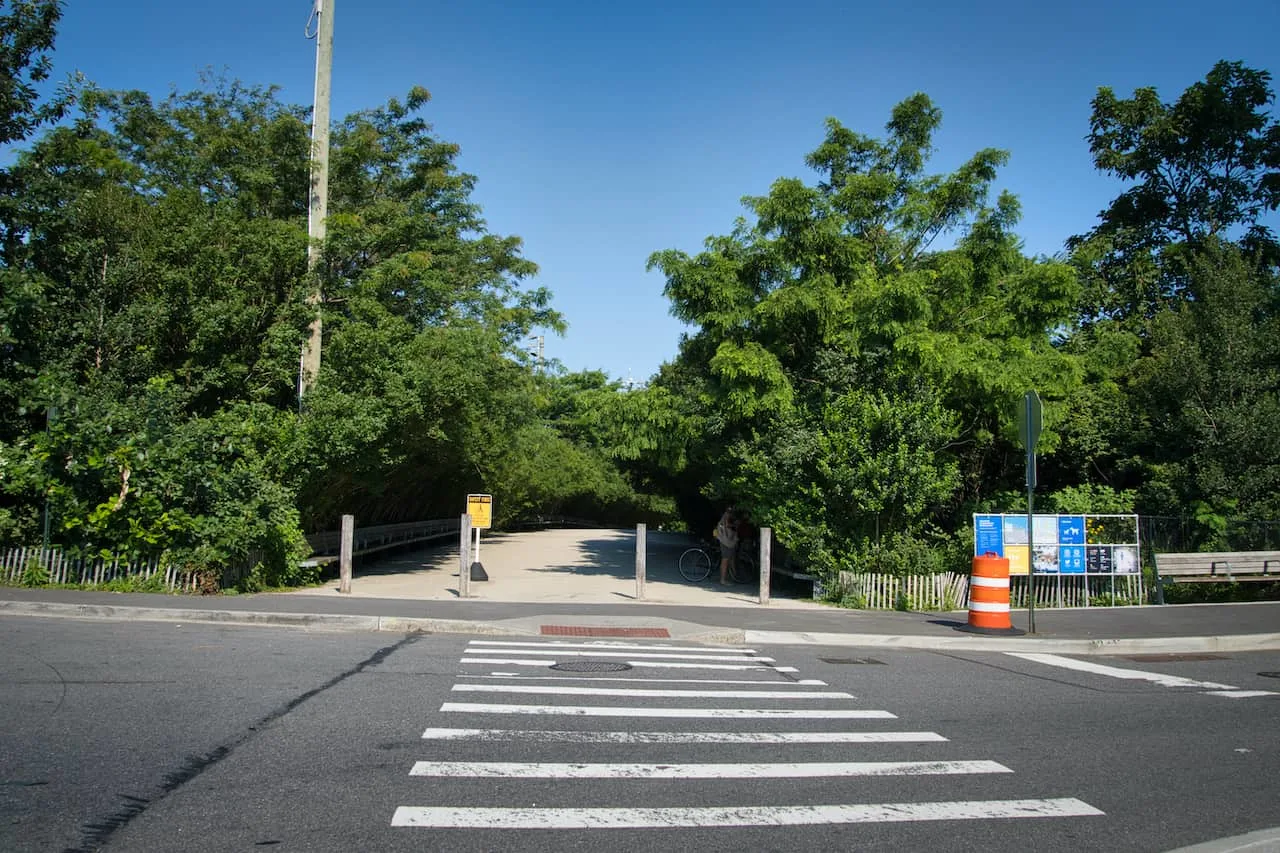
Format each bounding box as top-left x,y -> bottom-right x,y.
963,553 -> 1022,635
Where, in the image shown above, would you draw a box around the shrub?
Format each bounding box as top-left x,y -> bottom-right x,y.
848,529 -> 969,577
20,556 -> 48,587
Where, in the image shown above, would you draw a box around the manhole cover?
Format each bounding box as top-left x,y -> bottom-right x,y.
819,657 -> 885,665
550,661 -> 634,673
1259,672 -> 1280,679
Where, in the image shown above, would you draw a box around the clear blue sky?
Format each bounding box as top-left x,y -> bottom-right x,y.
47,0 -> 1280,382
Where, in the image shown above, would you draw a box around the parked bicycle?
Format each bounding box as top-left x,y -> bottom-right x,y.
678,538 -> 756,584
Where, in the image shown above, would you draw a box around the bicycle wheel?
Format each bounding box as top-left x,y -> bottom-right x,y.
731,551 -> 755,584
679,548 -> 713,582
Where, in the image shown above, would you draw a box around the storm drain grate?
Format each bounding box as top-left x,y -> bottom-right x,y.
540,625 -> 670,638
819,657 -> 885,665
550,661 -> 634,673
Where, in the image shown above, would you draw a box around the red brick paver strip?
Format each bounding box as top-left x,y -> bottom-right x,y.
540,625 -> 671,638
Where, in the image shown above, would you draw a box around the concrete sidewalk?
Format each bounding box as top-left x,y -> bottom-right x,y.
2,528 -> 1278,653
292,527 -> 827,608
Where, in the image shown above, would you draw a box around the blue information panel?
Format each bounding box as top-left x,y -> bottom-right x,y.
1058,516 -> 1085,545
974,515 -> 1003,556
1060,545 -> 1086,574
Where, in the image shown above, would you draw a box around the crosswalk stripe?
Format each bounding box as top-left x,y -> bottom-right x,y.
420,728 -> 948,743
451,684 -> 853,699
409,760 -> 1010,778
462,657 -> 785,672
1204,690 -> 1278,698
391,798 -> 1105,828
1008,652 -> 1278,699
463,648 -> 773,662
440,702 -> 895,719
470,640 -> 758,654
1008,652 -> 1239,689
471,674 -> 829,686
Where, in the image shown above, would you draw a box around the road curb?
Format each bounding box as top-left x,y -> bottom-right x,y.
375,616 -> 528,636
0,600 -> 384,632
744,629 -> 1280,655
0,601 -> 745,642
3,600 -> 1278,653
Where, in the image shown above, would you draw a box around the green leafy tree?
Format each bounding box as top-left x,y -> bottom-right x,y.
0,0 -> 68,146
1130,243 -> 1280,535
0,78 -> 316,574
1063,63 -> 1280,541
1070,60 -> 1280,327
0,0 -> 71,459
291,86 -> 567,528
644,95 -> 1081,577
0,72 -> 612,584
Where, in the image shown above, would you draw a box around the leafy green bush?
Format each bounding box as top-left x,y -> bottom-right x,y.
1088,592 -> 1142,607
848,529 -> 970,577
20,556 -> 48,587
99,573 -> 167,593
1043,484 -> 1137,514
831,589 -> 867,609
1161,580 -> 1280,604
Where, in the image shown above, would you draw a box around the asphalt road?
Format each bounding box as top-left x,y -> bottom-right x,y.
2,617 -> 1277,852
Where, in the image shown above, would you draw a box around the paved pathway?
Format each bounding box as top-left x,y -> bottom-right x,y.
291,528 -> 826,609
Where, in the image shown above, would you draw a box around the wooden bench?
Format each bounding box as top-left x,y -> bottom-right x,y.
1154,551 -> 1280,604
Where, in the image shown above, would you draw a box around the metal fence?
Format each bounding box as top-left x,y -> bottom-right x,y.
1140,515 -> 1280,555
302,518 -> 459,564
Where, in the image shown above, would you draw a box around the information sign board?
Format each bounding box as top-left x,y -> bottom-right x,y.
973,513 -> 1139,577
466,494 -> 492,529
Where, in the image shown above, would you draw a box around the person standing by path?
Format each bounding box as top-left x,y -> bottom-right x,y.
715,507 -> 738,585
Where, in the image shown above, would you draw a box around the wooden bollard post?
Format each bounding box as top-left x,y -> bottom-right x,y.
458,513 -> 472,598
758,526 -> 772,606
635,523 -> 647,600
339,514 -> 354,594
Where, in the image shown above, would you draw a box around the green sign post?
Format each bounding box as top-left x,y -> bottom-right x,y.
1018,391 -> 1042,634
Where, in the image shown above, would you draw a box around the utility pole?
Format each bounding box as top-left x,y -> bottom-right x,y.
299,0 -> 334,402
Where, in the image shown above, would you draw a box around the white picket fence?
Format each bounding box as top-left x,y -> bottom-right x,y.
1006,573 -> 1146,608
828,570 -> 1147,610
0,546 -> 198,590
835,571 -> 971,611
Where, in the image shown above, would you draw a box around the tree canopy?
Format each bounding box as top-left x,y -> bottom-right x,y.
1,19 -> 1276,593
642,94 -> 1081,575
0,58 -> 664,584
